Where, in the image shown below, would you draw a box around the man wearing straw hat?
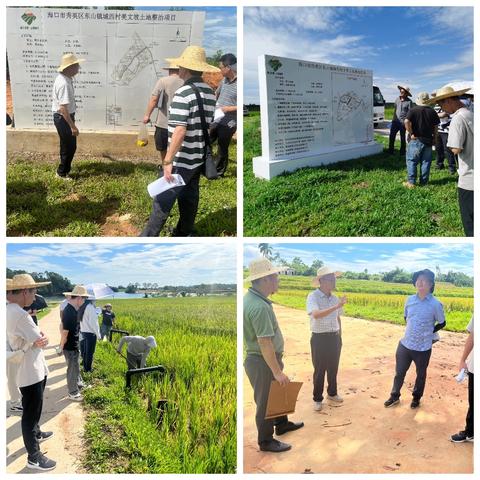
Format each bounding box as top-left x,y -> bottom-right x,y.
244,258 -> 304,453
403,92 -> 440,188
143,60 -> 184,161
6,274 -> 56,471
388,85 -> 413,156
59,285 -> 90,402
141,45 -> 219,237
52,53 -> 85,180
427,85 -> 474,236
307,266 -> 347,412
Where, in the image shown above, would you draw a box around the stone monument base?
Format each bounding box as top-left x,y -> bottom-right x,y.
253,141 -> 384,180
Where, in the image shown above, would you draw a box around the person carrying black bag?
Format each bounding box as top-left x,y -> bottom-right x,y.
141,46 -> 219,237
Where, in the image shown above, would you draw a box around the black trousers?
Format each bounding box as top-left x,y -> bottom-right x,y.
53,113 -> 76,176
388,118 -> 406,154
390,342 -> 431,400
141,167 -> 201,237
310,332 -> 342,402
81,332 -> 97,372
465,372 -> 474,436
244,354 -> 288,445
210,114 -> 236,176
435,132 -> 456,172
458,187 -> 473,237
19,376 -> 47,460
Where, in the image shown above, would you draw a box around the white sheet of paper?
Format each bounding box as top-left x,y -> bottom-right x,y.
147,174 -> 185,197
214,108 -> 225,122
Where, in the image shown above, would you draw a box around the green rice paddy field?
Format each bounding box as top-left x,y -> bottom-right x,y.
82,297 -> 236,474
269,276 -> 472,332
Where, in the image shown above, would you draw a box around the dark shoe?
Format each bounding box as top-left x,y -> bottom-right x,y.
435,164 -> 445,170
410,398 -> 420,409
451,431 -> 473,443
275,421 -> 304,436
26,453 -> 57,471
259,439 -> 292,452
384,397 -> 399,408
36,431 -> 54,443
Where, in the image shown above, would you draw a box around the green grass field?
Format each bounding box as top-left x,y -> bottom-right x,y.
243,113 -> 463,236
266,276 -> 472,332
82,297 -> 236,473
7,142 -> 236,236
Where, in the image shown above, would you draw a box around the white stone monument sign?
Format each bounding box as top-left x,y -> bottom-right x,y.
253,54 -> 383,179
7,7 -> 204,131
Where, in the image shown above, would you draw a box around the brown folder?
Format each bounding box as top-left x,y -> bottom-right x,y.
265,381 -> 303,419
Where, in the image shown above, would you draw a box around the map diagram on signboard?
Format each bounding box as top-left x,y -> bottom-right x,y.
336,91 -> 367,121
111,32 -> 156,86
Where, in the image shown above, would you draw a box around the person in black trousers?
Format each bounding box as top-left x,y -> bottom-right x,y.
52,54 -> 84,179
451,317 -> 474,443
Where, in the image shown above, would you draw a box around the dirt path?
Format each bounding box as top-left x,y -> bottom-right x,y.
6,307 -> 86,473
244,304 -> 473,474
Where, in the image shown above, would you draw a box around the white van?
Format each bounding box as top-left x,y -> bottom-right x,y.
373,85 -> 385,126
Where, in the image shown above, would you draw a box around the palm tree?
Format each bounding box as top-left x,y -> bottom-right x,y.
258,243 -> 273,259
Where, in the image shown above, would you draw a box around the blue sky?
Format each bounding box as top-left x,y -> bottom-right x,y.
244,7 -> 473,103
7,243 -> 237,286
244,243 -> 473,276
136,6 -> 236,56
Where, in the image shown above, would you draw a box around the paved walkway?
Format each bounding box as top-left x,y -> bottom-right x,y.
6,307 -> 85,473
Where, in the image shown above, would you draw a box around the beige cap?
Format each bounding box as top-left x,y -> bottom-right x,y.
313,266 -> 342,287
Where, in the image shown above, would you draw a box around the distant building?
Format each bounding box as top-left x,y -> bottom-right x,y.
281,268 -> 296,276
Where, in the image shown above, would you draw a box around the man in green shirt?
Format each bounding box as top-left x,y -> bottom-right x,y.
244,258 -> 304,453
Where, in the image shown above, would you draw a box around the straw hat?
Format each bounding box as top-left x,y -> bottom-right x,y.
313,266 -> 342,287
426,85 -> 471,104
245,258 -> 287,282
397,85 -> 412,97
58,53 -> 85,73
6,274 -> 51,291
162,59 -> 180,70
415,92 -> 430,106
63,285 -> 90,297
166,46 -> 220,73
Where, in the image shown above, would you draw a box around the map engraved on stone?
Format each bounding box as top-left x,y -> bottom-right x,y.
336,91 -> 367,121
111,32 -> 157,86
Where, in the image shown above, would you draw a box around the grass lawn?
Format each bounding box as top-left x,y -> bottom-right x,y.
7,142 -> 236,237
243,113 -> 463,236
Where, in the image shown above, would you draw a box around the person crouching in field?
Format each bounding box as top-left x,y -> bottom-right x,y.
384,269 -> 446,409
117,335 -> 157,369
307,266 -> 347,412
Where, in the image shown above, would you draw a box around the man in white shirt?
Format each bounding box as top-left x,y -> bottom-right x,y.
451,317 -> 474,443
6,274 -> 56,471
427,85 -> 474,236
306,266 -> 347,411
79,299 -> 101,372
52,53 -> 84,179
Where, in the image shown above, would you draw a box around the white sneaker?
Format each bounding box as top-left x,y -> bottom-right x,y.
314,401 -> 323,411
68,392 -> 84,402
328,394 -> 344,403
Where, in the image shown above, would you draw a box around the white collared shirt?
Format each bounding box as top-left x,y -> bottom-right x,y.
79,303 -> 101,338
306,289 -> 342,333
52,73 -> 76,113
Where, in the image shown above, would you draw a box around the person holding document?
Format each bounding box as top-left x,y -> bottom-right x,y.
244,258 -> 304,453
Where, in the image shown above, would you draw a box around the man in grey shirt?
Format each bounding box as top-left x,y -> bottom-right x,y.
388,85 -> 413,156
117,335 -> 157,369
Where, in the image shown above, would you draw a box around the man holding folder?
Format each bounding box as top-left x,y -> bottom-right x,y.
244,258 -> 304,453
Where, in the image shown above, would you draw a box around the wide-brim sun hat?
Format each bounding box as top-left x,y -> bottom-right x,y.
6,274 -> 51,291
426,85 -> 471,105
63,285 -> 90,297
58,53 -> 85,72
313,266 -> 342,287
397,85 -> 412,96
245,258 -> 287,282
104,303 -> 112,308
416,92 -> 430,106
165,45 -> 220,73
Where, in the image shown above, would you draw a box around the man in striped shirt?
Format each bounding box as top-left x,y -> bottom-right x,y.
141,46 -> 219,237
306,266 -> 347,412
